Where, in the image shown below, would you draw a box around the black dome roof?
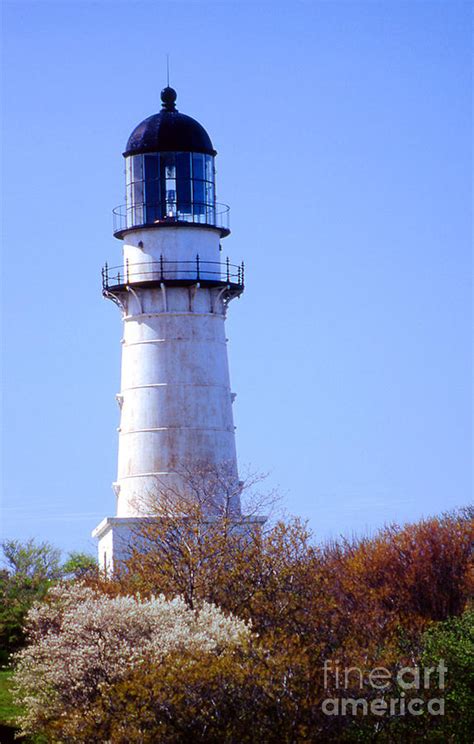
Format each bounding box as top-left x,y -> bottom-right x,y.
124,87 -> 216,157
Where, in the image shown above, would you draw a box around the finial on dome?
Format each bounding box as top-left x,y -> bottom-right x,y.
161,87 -> 177,111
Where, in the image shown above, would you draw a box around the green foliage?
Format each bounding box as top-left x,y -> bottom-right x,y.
61,552 -> 97,580
0,540 -> 62,664
1,540 -> 62,582
420,609 -> 474,741
0,542 -> 97,739
0,541 -> 97,664
342,609 -> 474,743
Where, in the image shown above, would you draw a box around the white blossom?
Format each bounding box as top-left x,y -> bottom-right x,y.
13,582 -> 250,736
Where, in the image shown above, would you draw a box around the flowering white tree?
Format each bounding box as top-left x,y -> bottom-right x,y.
13,582 -> 250,738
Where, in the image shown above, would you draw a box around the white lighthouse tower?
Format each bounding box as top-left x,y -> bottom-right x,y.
93,87 -> 251,571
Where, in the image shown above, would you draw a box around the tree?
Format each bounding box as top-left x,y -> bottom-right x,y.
110,500 -> 473,651
71,643 -> 324,744
419,609 -> 474,742
112,463 -> 277,611
61,552 -> 97,580
0,540 -> 97,663
0,539 -> 62,664
13,582 -> 250,741
1,539 -> 62,582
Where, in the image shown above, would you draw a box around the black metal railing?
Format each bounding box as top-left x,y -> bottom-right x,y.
112,202 -> 230,236
102,256 -> 245,292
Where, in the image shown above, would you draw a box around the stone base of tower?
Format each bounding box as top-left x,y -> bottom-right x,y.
92,514 -> 267,576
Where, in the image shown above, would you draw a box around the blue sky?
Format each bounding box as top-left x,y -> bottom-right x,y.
1,0 -> 471,558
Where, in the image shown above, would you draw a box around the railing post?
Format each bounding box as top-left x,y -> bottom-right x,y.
160,254 -> 164,281
226,256 -> 230,282
241,261 -> 245,287
118,270 -> 121,285
196,253 -> 200,280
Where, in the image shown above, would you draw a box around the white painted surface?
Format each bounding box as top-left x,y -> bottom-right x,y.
115,287 -> 238,517
122,226 -> 222,283
93,517 -> 143,574
94,223 -> 242,565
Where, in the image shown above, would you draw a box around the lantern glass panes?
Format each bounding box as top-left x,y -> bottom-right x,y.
124,152 -> 216,226
176,153 -> 192,215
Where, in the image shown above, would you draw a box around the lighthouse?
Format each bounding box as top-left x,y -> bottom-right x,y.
93,87 -> 253,571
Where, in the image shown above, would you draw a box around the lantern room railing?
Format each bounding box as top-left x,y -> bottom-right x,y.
112,202 -> 230,238
102,257 -> 245,293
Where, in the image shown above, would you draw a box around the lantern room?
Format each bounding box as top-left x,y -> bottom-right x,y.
113,87 -> 230,238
